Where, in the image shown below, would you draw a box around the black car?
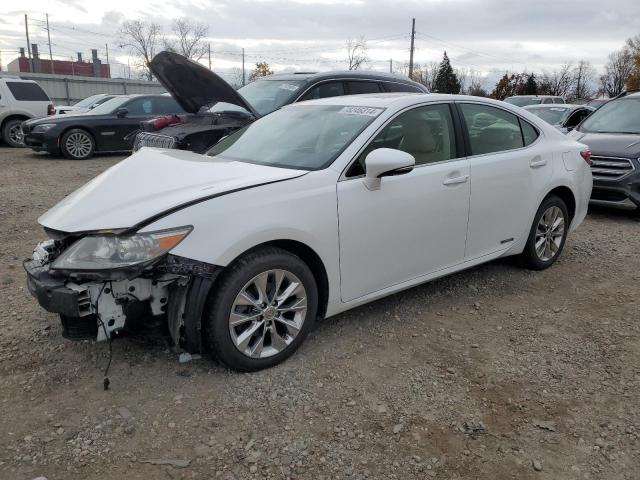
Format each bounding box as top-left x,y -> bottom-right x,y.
134,51 -> 428,153
568,91 -> 640,210
22,94 -> 185,159
523,104 -> 595,133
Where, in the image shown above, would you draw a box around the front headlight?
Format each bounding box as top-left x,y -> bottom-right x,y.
51,227 -> 192,270
32,124 -> 57,133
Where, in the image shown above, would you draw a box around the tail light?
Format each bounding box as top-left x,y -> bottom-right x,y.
47,104 -> 55,116
580,149 -> 592,166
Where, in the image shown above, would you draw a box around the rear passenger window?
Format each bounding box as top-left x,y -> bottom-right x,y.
459,104 -> 524,155
6,82 -> 49,101
382,82 -> 422,93
300,82 -> 345,101
346,81 -> 381,94
519,119 -> 539,146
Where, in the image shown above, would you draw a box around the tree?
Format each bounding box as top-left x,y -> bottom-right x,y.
465,70 -> 487,97
626,34 -> 640,90
600,48 -> 634,97
491,72 -> 525,99
248,62 -> 273,82
571,60 -> 596,101
539,63 -> 574,97
400,61 -> 438,91
346,37 -> 368,70
164,19 -> 209,61
523,73 -> 538,95
432,51 -> 461,94
228,67 -> 245,89
118,20 -> 162,80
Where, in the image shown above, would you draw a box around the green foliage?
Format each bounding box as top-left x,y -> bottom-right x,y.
432,52 -> 461,94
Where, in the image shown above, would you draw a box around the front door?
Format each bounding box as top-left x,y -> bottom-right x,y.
337,103 -> 470,302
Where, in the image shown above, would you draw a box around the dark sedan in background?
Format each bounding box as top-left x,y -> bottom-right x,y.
524,104 -> 594,133
134,51 -> 428,153
22,94 -> 185,159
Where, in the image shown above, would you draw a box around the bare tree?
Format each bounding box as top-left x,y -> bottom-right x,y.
346,37 -> 368,70
540,63 -> 574,97
228,67 -> 245,89
118,20 -> 162,80
164,19 -> 209,61
466,70 -> 487,96
455,67 -> 469,94
600,48 -> 634,97
399,61 -> 438,91
571,60 -> 596,101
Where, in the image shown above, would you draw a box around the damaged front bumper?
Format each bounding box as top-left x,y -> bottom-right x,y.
24,244 -> 221,352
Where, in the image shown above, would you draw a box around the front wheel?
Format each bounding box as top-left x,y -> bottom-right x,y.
61,129 -> 95,159
520,195 -> 569,270
2,119 -> 26,147
204,247 -> 318,371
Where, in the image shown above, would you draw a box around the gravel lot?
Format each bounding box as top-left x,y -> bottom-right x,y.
1,146 -> 639,480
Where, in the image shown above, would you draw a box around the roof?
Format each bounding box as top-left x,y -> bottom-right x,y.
524,104 -> 588,111
505,95 -> 563,99
285,93 -> 516,109
257,70 -> 424,86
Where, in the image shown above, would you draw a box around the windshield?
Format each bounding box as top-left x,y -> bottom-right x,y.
86,96 -> 130,115
209,80 -> 305,116
74,94 -> 104,108
206,105 -> 383,170
579,98 -> 640,134
528,107 -> 570,125
505,97 -> 543,107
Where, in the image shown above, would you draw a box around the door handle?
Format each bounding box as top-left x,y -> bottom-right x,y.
443,174 -> 469,186
530,156 -> 547,168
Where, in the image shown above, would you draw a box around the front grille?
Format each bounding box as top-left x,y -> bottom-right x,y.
133,132 -> 177,151
590,156 -> 635,181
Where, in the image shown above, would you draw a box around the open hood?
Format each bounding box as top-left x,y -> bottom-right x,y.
150,51 -> 259,117
38,148 -> 305,233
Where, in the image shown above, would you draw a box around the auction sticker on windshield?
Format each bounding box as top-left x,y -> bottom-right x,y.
339,106 -> 384,116
278,83 -> 301,91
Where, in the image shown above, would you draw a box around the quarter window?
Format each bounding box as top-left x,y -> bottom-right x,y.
6,82 -> 49,101
347,103 -> 457,176
300,81 -> 345,101
460,104 -> 525,155
519,119 -> 539,146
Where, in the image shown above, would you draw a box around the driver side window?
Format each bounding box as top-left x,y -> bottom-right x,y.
346,103 -> 457,177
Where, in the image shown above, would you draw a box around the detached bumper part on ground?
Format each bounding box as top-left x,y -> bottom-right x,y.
24,249 -> 221,351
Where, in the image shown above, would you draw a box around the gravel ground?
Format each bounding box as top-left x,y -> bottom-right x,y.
0,146 -> 639,480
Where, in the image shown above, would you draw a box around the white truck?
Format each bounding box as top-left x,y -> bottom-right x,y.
0,77 -> 54,147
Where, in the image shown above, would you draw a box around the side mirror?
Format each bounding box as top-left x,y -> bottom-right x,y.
116,108 -> 128,118
363,148 -> 415,190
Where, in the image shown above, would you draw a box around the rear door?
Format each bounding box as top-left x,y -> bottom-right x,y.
457,102 -> 552,259
337,103 -> 470,301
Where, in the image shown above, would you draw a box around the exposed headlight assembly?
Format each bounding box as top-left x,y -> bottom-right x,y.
32,124 -> 57,133
51,227 -> 192,270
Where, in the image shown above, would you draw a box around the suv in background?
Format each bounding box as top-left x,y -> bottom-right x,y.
504,95 -> 565,107
568,90 -> 640,210
134,51 -> 428,153
0,77 -> 54,147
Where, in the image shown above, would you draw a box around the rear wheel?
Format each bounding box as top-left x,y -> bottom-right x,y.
204,247 -> 318,371
2,119 -> 26,147
61,129 -> 95,159
520,195 -> 569,270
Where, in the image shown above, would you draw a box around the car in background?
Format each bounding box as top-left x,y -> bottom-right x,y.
21,94 -> 185,159
524,104 -> 594,133
0,77 -> 54,147
25,94 -> 591,371
568,90 -> 640,210
504,95 -> 565,107
53,93 -> 119,115
133,51 -> 428,153
586,98 -> 608,109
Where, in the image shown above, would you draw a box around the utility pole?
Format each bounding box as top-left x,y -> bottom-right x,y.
46,13 -> 54,74
208,43 -> 211,70
25,14 -> 34,72
242,48 -> 246,86
105,43 -> 109,66
389,59 -> 393,73
408,17 -> 416,79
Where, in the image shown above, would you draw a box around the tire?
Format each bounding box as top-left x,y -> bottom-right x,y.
204,247 -> 318,371
60,128 -> 95,159
520,195 -> 569,270
2,119 -> 26,148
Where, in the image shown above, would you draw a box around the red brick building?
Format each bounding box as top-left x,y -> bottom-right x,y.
7,46 -> 110,78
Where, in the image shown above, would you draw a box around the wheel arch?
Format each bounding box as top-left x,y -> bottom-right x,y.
544,185 -> 576,223
1,114 -> 30,131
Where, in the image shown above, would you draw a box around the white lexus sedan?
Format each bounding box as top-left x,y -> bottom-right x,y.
25,94 -> 593,371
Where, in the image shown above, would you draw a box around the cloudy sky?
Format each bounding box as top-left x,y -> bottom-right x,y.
1,0 -> 639,87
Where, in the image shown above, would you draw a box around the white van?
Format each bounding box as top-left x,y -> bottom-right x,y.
0,77 -> 53,147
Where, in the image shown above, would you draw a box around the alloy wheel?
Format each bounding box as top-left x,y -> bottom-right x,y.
65,132 -> 92,158
229,269 -> 307,359
8,124 -> 24,146
535,206 -> 565,262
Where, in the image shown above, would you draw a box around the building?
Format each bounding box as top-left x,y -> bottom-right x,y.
7,45 -> 110,78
